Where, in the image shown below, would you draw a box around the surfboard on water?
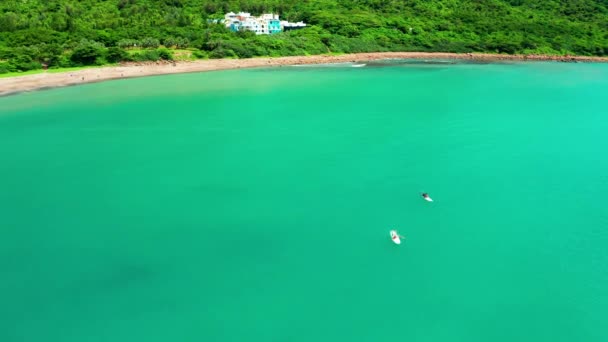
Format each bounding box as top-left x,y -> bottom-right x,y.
390,230 -> 401,245
422,193 -> 433,202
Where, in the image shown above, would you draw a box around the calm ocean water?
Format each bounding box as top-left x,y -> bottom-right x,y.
1,61 -> 607,342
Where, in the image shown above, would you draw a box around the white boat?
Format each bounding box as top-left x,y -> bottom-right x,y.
422,193 -> 433,202
390,230 -> 401,245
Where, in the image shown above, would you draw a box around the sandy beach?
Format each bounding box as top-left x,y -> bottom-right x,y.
1,52 -> 607,97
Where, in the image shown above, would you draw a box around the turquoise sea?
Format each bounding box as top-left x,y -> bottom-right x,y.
1,60 -> 607,341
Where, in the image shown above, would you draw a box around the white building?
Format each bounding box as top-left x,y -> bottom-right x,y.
259,13 -> 279,20
280,20 -> 307,31
224,12 -> 251,22
225,12 -> 284,35
240,17 -> 263,34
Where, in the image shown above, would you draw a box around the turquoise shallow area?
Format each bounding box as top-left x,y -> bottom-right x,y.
1,61 -> 607,342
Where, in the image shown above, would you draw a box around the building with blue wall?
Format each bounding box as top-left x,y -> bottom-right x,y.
268,19 -> 281,34
224,12 -> 305,35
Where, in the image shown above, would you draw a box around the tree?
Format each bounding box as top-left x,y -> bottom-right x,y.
141,37 -> 160,48
10,54 -> 41,71
0,0 -> 607,69
157,48 -> 174,60
106,46 -> 128,62
176,37 -> 190,48
38,43 -> 64,66
163,36 -> 178,47
117,39 -> 139,48
70,40 -> 105,65
0,12 -> 19,32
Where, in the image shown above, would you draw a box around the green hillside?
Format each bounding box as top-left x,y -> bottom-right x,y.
1,0 -> 607,73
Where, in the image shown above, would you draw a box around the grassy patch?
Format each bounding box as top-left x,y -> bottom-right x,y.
0,65 -> 115,78
0,69 -> 45,78
127,48 -> 198,61
173,49 -> 196,61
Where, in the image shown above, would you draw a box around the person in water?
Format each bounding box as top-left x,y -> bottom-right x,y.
422,193 -> 429,198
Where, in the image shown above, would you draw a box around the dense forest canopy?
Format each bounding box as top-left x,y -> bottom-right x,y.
0,0 -> 607,73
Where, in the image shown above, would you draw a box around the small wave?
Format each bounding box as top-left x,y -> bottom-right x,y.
291,62 -> 350,68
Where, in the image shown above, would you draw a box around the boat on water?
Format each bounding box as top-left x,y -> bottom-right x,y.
390,230 -> 402,245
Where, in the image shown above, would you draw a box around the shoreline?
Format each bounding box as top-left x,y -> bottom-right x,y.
1,52 -> 608,97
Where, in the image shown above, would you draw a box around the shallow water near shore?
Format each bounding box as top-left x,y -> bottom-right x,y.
1,61 -> 608,342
